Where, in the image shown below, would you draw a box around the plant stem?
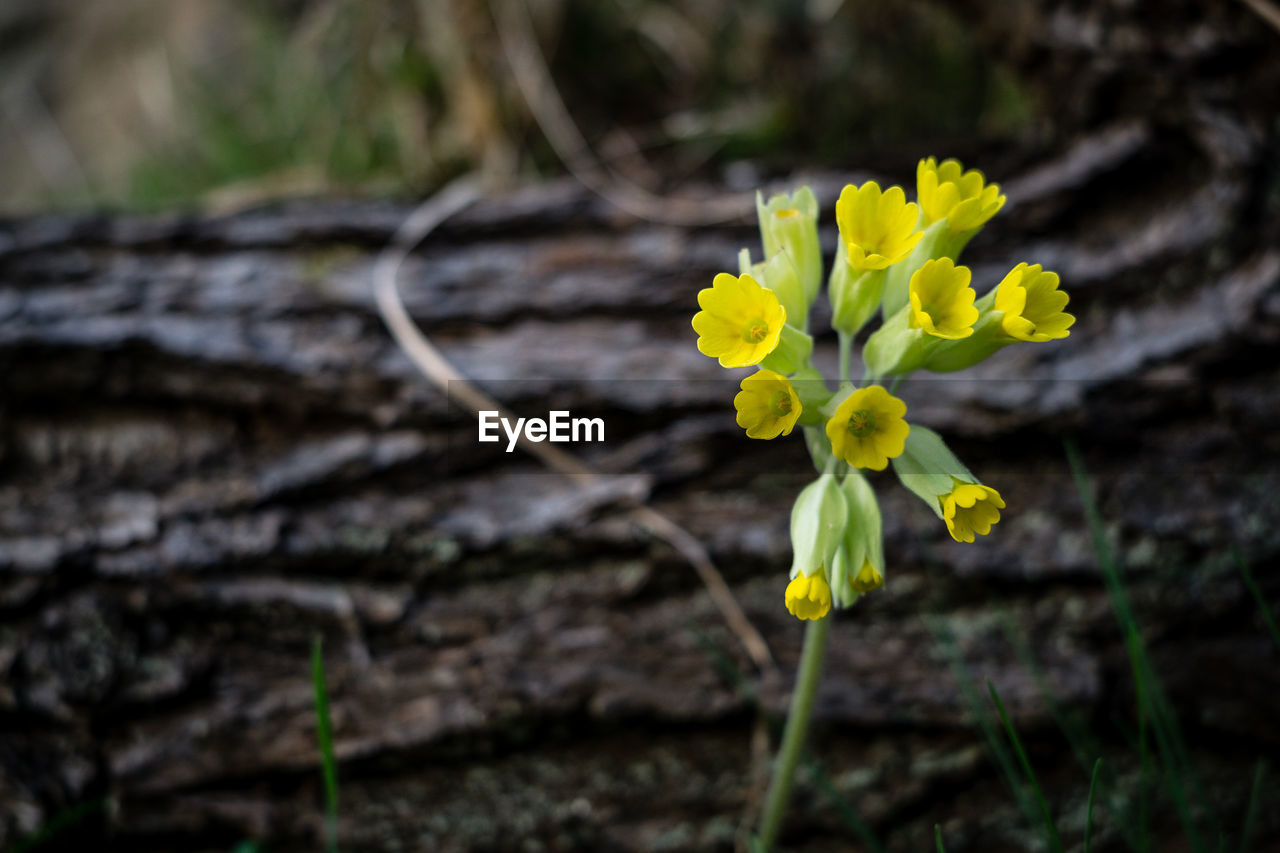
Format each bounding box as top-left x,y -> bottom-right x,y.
756,613 -> 832,850
838,331 -> 851,384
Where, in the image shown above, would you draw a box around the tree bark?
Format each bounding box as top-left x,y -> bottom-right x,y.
2,3 -> 1280,851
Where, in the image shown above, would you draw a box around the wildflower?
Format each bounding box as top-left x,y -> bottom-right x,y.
882,159 -> 1006,316
693,272 -> 787,368
786,473 -> 848,620
835,182 -> 923,272
891,426 -> 1005,543
757,186 -> 822,308
826,385 -> 909,471
941,480 -> 1005,543
785,573 -> 832,620
922,262 -> 1072,372
994,263 -> 1075,342
908,258 -> 978,340
917,157 -> 1006,234
734,369 -> 802,439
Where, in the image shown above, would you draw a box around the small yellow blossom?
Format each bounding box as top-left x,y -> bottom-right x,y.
850,559 -> 884,593
826,385 -> 910,471
942,481 -> 1005,543
734,369 -> 802,439
917,157 -> 1006,234
908,258 -> 979,340
693,273 -> 787,368
835,181 -> 923,272
785,572 -> 832,620
994,263 -> 1075,342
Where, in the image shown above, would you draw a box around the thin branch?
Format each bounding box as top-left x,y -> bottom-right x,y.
372,178 -> 775,671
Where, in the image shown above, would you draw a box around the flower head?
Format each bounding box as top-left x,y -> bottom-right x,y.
693,273 -> 787,368
942,480 -> 1005,543
994,263 -> 1074,342
835,181 -> 923,272
826,385 -> 909,471
785,572 -> 832,620
908,258 -> 979,340
917,157 -> 1006,234
734,369 -> 802,439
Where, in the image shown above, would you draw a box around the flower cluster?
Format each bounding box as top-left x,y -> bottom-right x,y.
692,160 -> 1074,620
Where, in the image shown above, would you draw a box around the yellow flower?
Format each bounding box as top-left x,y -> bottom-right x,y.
826,385 -> 910,471
908,258 -> 979,340
850,559 -> 884,594
994,263 -> 1075,342
734,369 -> 802,439
785,572 -> 831,620
942,481 -> 1005,543
917,157 -> 1006,234
693,273 -> 787,368
835,181 -> 923,272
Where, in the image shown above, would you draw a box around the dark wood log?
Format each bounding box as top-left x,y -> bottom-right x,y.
3,3 -> 1280,851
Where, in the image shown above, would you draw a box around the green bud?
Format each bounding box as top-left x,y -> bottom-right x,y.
890,425 -> 976,518
761,323 -> 814,375
757,186 -> 822,307
829,242 -> 887,336
789,472 -> 848,580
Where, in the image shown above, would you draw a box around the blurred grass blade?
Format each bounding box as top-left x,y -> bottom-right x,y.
935,824 -> 946,852
1239,760 -> 1265,853
5,799 -> 105,853
987,680 -> 1065,853
1235,551 -> 1280,652
1086,757 -> 1102,853
930,617 -> 1043,840
1067,441 -> 1217,852
312,635 -> 340,853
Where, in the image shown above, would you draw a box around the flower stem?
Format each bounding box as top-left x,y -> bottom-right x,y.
756,613 -> 833,850
838,332 -> 851,384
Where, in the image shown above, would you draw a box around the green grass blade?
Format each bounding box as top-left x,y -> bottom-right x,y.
1235,551 -> 1280,652
935,824 -> 946,852
1238,760 -> 1265,853
1085,757 -> 1103,853
987,680 -> 1065,853
311,635 -> 340,853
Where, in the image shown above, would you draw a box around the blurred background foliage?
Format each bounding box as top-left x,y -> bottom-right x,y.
0,0 -> 1036,214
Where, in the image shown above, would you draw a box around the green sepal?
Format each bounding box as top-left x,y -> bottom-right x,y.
890,425 -> 976,518
789,472 -> 849,580
839,470 -> 884,600
829,247 -> 886,337
761,323 -> 814,375
860,304 -> 938,378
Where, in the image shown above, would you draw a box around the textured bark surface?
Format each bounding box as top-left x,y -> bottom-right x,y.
4,3 -> 1280,851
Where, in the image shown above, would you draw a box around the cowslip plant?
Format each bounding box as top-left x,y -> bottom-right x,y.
690,158 -> 1075,849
